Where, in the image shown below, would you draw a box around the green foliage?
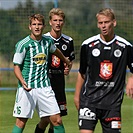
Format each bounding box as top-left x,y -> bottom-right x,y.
0,11 -> 21,56
1,0 -> 133,63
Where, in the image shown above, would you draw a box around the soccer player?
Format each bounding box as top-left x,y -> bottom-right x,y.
35,8 -> 75,133
12,14 -> 70,133
74,8 -> 133,133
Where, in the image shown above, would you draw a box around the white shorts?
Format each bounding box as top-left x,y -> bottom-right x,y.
13,86 -> 60,118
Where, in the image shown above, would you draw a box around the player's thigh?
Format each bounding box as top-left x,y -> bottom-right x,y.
78,106 -> 98,131
80,130 -> 93,133
100,110 -> 121,133
36,87 -> 60,118
13,87 -> 36,118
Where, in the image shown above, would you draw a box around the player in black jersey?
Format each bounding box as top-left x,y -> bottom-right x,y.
34,8 -> 75,133
74,8 -> 133,133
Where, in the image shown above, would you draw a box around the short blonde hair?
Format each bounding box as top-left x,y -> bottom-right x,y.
96,8 -> 115,20
49,8 -> 65,20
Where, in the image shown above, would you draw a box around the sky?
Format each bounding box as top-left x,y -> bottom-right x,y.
0,0 -> 51,10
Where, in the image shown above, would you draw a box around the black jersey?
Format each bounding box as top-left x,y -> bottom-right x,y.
79,34 -> 133,110
44,32 -> 75,116
44,32 -> 75,71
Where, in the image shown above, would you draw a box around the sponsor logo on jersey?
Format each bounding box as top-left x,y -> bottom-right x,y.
92,48 -> 100,57
62,38 -> 69,43
104,46 -> 111,50
51,55 -> 60,68
79,108 -> 96,120
114,49 -> 122,57
62,44 -> 67,51
116,41 -> 125,48
55,42 -> 59,45
89,41 -> 99,47
89,42 -> 95,47
95,81 -> 115,87
99,61 -> 113,79
33,53 -> 46,65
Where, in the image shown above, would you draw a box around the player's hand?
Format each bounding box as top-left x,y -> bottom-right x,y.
126,77 -> 133,99
21,80 -> 32,92
64,57 -> 72,75
64,62 -> 72,75
64,65 -> 69,75
65,57 -> 71,67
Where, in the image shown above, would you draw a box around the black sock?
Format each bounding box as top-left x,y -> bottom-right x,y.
34,124 -> 45,133
48,128 -> 54,133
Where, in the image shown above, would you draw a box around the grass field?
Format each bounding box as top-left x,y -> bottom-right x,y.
0,90 -> 133,133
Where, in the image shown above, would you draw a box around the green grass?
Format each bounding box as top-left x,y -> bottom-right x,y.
0,90 -> 133,133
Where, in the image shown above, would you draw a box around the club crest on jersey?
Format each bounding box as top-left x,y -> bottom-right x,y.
114,49 -> 122,57
92,48 -> 100,57
51,55 -> 60,68
62,44 -> 67,51
33,53 -> 46,65
99,61 -> 113,79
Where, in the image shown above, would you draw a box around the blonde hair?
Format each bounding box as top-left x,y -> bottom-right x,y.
29,14 -> 45,25
49,8 -> 65,20
96,8 -> 115,20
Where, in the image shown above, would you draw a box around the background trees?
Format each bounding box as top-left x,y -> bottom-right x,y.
0,0 -> 133,62
0,0 -> 133,87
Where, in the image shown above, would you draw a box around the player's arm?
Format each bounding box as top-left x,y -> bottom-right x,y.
126,74 -> 133,99
53,48 -> 71,66
14,65 -> 31,91
126,45 -> 133,98
74,43 -> 87,110
74,72 -> 85,110
64,39 -> 75,75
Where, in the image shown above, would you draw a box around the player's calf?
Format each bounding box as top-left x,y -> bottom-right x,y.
34,124 -> 45,133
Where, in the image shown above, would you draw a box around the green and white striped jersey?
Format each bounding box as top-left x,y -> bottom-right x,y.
13,35 -> 56,88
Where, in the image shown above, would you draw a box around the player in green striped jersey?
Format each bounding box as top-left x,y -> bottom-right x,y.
12,14 -> 70,133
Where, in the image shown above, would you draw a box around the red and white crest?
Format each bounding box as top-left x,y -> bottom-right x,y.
99,61 -> 113,79
51,55 -> 60,68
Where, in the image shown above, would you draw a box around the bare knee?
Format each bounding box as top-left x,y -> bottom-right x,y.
15,118 -> 28,128
50,114 -> 62,126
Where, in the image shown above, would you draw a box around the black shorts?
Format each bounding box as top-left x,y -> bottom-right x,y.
49,73 -> 67,116
78,106 -> 121,133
